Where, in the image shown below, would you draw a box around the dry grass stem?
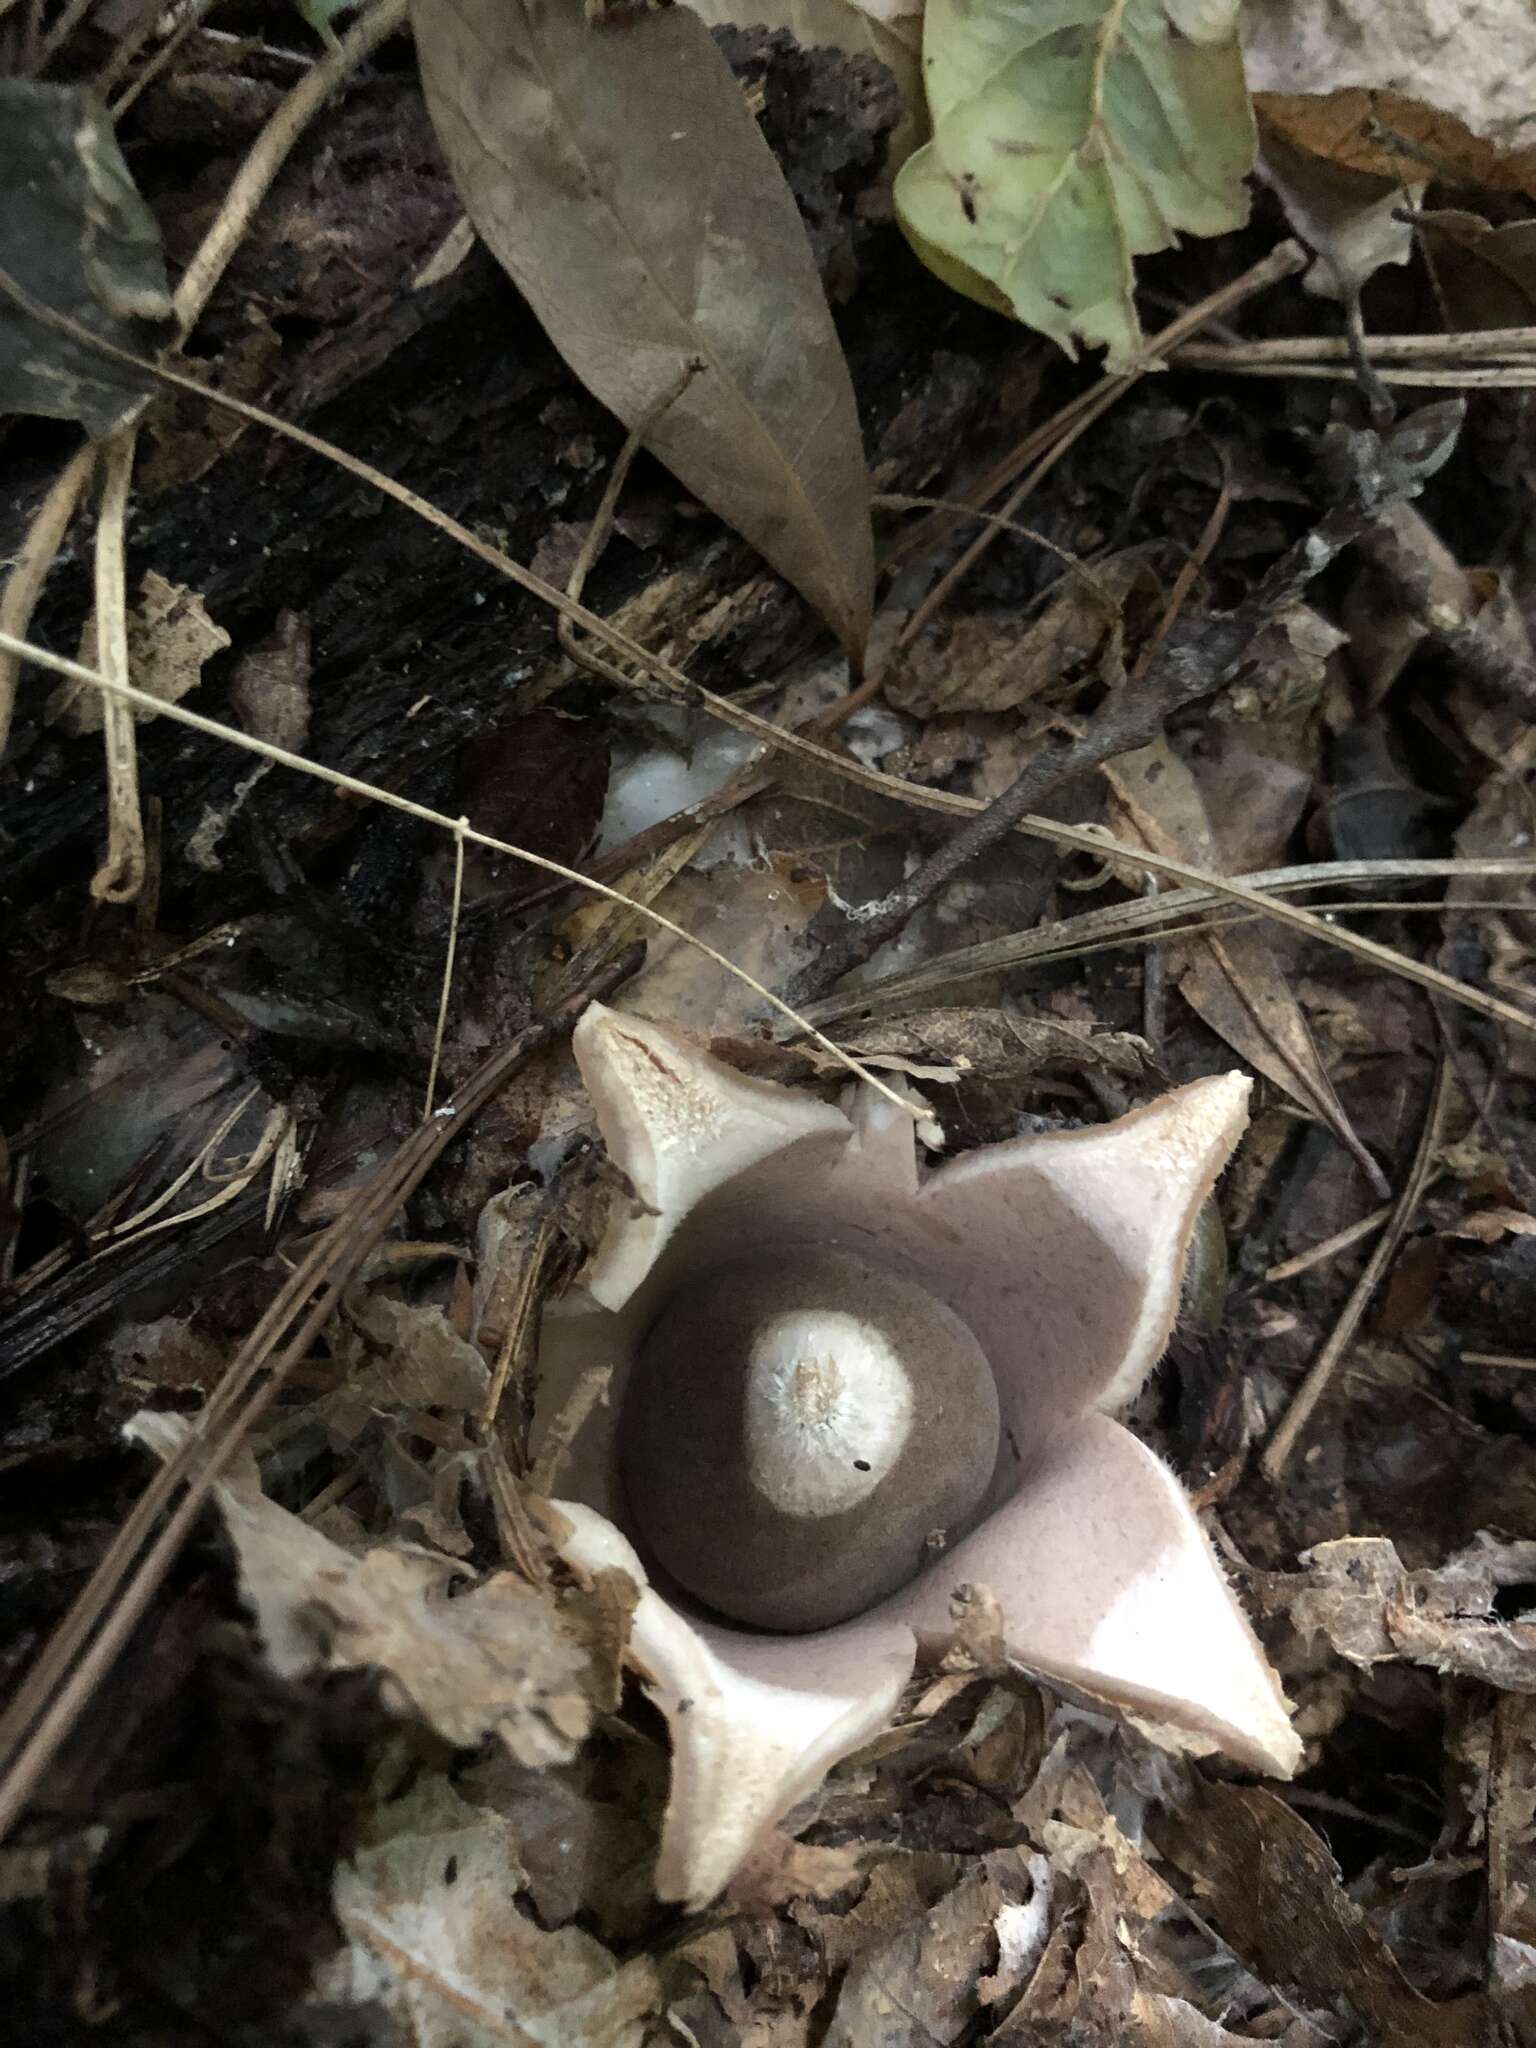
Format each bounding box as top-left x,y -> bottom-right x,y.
89,430 -> 145,903
424,817 -> 468,1119
1263,1059 -> 1455,1482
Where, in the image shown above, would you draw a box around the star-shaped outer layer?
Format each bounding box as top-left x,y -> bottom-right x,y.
537,1004 -> 1302,1907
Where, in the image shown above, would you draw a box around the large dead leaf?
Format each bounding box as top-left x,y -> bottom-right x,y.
127,1412 -> 618,1768
1260,1533 -> 1536,1691
1153,1777 -> 1485,2046
0,82 -> 173,437
322,1773 -> 659,2047
894,0 -> 1254,369
1106,738 -> 1382,1192
412,0 -> 875,660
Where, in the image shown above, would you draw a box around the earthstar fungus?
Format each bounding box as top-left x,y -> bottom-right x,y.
540,1005 -> 1301,1906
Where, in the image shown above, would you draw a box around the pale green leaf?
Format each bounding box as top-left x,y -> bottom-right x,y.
894,0 -> 1255,368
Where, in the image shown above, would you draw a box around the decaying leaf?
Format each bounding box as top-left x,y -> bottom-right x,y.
56,571 -> 229,733
1415,210 -> 1536,329
1261,1532 -> 1536,1691
1153,1776 -> 1486,2045
413,0 -> 875,658
895,0 -> 1254,368
1106,737 -> 1382,1193
322,1773 -> 659,2047
127,1412 -> 620,1768
1243,0 -> 1536,160
0,82 -> 173,437
1245,1 -> 1536,297
885,554 -> 1154,718
1255,126 -> 1420,302
822,1847 -> 1044,2047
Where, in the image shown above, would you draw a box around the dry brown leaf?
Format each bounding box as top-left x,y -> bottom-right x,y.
413,0 -> 874,659
1250,75 -> 1536,298
844,1007 -> 1150,1085
59,570 -> 229,732
1450,1206 -> 1536,1243
127,1412 -> 607,1768
1152,1777 -> 1485,2046
1255,87 -> 1536,200
1105,738 -> 1382,1192
1256,128 -> 1418,300
1416,210 -> 1536,328
1261,1532 -> 1536,1691
1244,0 -> 1536,162
323,1773 -> 659,2047
885,555 -> 1151,719
822,1849 -> 1043,2048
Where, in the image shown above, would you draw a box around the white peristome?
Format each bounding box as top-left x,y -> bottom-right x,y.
549,1007 -> 1301,1904
744,1307 -> 914,1516
552,1501 -> 915,1907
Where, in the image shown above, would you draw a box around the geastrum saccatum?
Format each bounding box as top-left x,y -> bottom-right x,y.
537,1005 -> 1301,1906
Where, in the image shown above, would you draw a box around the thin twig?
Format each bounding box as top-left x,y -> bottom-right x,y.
797,860 -> 1536,1027
110,0 -> 219,117
886,241 -> 1307,614
30,0 -> 95,73
1262,1058 -> 1454,1482
1174,328 -> 1536,364
557,360 -> 699,670
423,817 -> 467,1119
90,431 -> 145,902
0,443 -> 95,756
1264,1204 -> 1394,1284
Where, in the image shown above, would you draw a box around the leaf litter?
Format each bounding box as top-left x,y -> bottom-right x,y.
5,1 -> 1536,2042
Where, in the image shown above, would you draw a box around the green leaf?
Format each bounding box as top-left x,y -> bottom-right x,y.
413,0 -> 875,661
894,0 -> 1255,368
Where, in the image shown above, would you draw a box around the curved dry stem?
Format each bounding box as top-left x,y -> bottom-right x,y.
89,431 -> 145,902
